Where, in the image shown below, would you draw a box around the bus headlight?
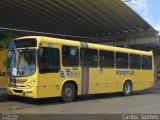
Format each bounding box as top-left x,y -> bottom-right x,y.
26,81 -> 35,89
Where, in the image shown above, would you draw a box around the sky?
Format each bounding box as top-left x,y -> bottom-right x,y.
125,0 -> 160,33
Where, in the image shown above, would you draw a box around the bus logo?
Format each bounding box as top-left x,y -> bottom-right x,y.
116,70 -> 134,75
60,69 -> 80,78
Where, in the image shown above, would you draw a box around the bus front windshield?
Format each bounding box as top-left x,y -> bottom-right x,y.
7,49 -> 36,77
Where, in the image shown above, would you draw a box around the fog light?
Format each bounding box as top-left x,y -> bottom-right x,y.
26,91 -> 33,96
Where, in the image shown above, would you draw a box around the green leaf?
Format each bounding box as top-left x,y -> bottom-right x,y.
0,30 -> 16,48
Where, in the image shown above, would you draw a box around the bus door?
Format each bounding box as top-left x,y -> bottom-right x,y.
38,44 -> 61,98
99,50 -> 116,93
80,48 -> 99,95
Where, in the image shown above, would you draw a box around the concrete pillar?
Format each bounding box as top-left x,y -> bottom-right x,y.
154,54 -> 160,82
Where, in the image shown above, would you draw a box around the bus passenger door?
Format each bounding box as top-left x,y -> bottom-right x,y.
80,48 -> 99,95
38,44 -> 61,98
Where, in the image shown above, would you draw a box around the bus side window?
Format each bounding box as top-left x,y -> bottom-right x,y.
38,47 -> 60,73
100,50 -> 114,68
62,46 -> 79,67
116,52 -> 128,69
80,48 -> 98,67
142,56 -> 152,70
130,54 -> 141,69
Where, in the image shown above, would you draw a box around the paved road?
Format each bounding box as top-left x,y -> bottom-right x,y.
0,88 -> 160,114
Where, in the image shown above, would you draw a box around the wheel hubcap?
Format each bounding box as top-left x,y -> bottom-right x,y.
64,88 -> 73,98
125,84 -> 130,93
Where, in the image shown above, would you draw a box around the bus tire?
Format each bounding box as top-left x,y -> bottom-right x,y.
62,83 -> 76,102
123,81 -> 132,96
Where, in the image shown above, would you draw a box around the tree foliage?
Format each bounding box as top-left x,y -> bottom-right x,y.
0,30 -> 16,48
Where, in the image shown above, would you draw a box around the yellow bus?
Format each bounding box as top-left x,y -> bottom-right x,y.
6,36 -> 154,102
0,49 -> 8,86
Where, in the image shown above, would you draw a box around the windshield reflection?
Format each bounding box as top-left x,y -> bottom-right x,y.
7,49 -> 36,77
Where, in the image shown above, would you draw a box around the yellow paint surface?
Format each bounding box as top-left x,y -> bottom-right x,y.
0,49 -> 8,86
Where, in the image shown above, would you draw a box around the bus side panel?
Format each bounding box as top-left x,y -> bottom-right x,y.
60,67 -> 81,95
86,68 -> 98,94
0,49 -> 8,87
140,70 -> 154,90
38,73 -> 61,98
99,69 -> 118,93
140,55 -> 154,90
116,69 -> 153,92
116,70 -> 142,92
79,67 -> 98,95
131,70 -> 142,91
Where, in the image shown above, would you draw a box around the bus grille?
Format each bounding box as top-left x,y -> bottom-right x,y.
13,89 -> 23,94
15,80 -> 26,84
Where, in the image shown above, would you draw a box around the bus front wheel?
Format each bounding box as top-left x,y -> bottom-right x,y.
62,83 -> 76,102
123,81 -> 132,96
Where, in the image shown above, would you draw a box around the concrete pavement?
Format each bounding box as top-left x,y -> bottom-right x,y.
0,88 -> 160,114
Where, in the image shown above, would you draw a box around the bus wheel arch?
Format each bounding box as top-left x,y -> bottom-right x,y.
123,80 -> 132,96
61,80 -> 78,102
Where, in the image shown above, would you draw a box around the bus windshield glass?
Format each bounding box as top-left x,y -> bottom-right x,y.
9,39 -> 37,49
7,49 -> 36,77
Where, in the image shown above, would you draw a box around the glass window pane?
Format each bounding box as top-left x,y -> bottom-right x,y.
80,48 -> 98,67
62,46 -> 79,66
100,50 -> 114,68
116,52 -> 128,68
130,54 -> 141,69
9,39 -> 37,48
38,47 -> 60,73
142,56 -> 152,70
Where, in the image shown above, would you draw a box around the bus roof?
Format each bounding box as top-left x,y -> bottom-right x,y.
16,36 -> 153,56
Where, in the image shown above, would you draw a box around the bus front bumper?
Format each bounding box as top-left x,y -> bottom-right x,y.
6,87 -> 38,98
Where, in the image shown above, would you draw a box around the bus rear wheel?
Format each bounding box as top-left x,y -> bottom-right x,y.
123,81 -> 132,96
62,83 -> 76,102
